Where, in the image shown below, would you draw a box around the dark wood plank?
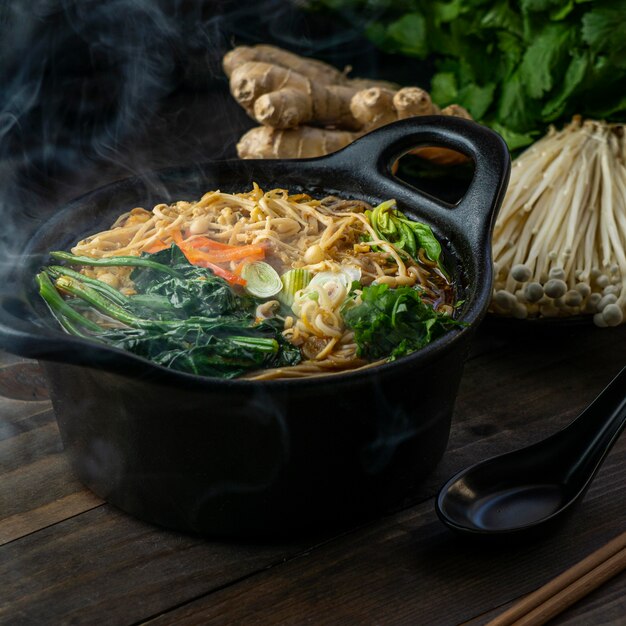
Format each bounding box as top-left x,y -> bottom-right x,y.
142,438 -> 626,626
0,351 -> 32,368
0,396 -> 51,438
0,489 -> 103,546
0,505 -> 317,626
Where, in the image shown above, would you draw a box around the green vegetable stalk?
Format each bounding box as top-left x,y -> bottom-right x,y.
50,250 -> 182,277
35,272 -> 102,335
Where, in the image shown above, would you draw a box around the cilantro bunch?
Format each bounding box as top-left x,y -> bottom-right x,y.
312,0 -> 626,149
342,284 -> 464,360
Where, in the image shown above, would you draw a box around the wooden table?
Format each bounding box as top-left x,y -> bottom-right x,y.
1,320 -> 624,625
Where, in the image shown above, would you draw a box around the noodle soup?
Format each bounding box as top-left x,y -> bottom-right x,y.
37,185 -> 462,379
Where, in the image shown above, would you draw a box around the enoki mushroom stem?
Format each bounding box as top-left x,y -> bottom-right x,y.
491,117 -> 626,327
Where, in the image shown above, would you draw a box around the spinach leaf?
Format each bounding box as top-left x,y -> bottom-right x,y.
131,244 -> 252,317
100,320 -> 300,379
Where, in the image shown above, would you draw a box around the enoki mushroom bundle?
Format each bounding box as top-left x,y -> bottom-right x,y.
491,118 -> 626,327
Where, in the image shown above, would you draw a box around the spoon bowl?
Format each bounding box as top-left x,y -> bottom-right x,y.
437,367 -> 626,538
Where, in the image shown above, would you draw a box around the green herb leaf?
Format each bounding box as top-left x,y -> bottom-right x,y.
342,284 -> 464,361
430,72 -> 458,107
385,13 -> 429,58
457,82 -> 496,120
541,51 -> 589,120
312,0 -> 626,150
404,220 -> 443,269
582,5 -> 626,69
519,24 -> 576,99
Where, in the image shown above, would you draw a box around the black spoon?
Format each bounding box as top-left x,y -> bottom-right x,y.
436,367 -> 626,538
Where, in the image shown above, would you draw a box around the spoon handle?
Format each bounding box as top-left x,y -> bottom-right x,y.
563,366 -> 626,484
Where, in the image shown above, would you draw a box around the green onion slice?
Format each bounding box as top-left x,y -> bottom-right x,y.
278,268 -> 312,307
241,261 -> 283,299
309,266 -> 361,291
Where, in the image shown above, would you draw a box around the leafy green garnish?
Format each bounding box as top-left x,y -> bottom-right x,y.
366,200 -> 445,273
311,0 -> 626,150
342,284 -> 464,361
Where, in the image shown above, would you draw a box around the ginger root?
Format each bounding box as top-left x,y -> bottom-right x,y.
237,125 -> 357,159
224,44 -> 397,91
224,44 -> 472,165
350,87 -> 398,130
223,44 -> 349,86
393,87 -> 438,119
229,59 -> 396,130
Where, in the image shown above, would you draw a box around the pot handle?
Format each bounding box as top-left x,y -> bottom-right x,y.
325,116 -> 511,248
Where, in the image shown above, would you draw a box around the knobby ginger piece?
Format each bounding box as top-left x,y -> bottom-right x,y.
224,44 -> 398,91
350,87 -> 398,130
254,85 -> 360,130
231,62 -> 361,130
223,44 -> 349,85
441,104 -> 472,120
237,125 -> 357,159
393,87 -> 439,118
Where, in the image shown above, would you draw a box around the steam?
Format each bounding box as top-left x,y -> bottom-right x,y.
0,0 -> 216,263
0,0 -> 382,313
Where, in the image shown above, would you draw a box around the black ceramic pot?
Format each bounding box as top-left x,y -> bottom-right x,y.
0,117 -> 510,537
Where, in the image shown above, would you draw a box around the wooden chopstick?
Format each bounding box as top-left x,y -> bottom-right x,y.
486,530 -> 626,626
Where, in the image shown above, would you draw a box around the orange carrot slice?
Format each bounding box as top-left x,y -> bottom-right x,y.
187,238 -> 266,261
186,236 -> 234,251
200,247 -> 266,263
194,260 -> 247,285
169,230 -> 247,286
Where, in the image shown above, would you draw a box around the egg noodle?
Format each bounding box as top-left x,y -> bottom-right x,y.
72,184 -> 453,379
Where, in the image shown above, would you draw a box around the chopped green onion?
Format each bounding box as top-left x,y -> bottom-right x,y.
241,261 -> 283,299
36,272 -> 102,334
49,251 -> 181,277
278,268 -> 311,307
309,269 -> 355,292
